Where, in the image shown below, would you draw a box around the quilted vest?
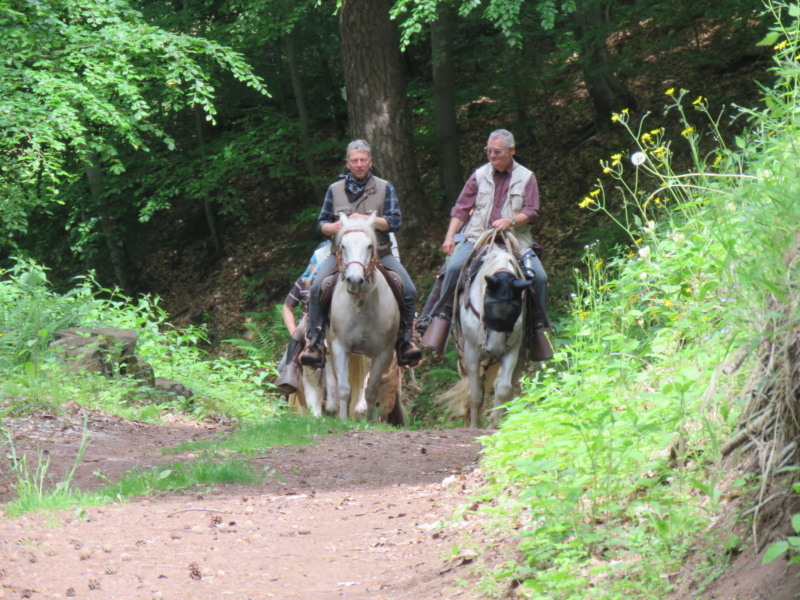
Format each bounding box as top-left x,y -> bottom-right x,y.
330,176 -> 392,257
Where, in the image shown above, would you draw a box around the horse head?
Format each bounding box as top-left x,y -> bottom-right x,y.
336,212 -> 378,295
482,271 -> 533,359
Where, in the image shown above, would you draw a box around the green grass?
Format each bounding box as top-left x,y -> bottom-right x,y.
2,412 -> 381,517
166,411 -> 361,455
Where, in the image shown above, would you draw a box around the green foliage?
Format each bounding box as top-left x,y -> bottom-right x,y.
470,3 -> 800,594
0,260 -> 96,372
0,0 -> 267,253
0,260 -> 282,423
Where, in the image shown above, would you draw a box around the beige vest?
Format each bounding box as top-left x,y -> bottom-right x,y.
331,176 -> 392,257
462,161 -> 534,248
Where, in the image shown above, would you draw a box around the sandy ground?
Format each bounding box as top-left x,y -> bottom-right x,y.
0,409 -> 511,599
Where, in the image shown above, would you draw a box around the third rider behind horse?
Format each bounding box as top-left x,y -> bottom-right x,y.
299,139 -> 423,369
417,129 -> 553,359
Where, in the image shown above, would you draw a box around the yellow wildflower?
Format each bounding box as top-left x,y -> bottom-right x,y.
665,88 -> 675,95
641,132 -> 652,143
611,114 -> 619,122
579,197 -> 593,208
603,167 -> 611,174
590,189 -> 601,197
622,108 -> 629,114
664,299 -> 673,307
681,127 -> 695,136
713,155 -> 722,166
775,40 -> 788,50
594,260 -> 603,269
693,96 -> 704,105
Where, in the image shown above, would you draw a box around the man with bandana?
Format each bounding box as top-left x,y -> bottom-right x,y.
299,139 -> 422,369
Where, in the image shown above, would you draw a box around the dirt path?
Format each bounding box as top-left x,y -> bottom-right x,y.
0,410 -> 503,599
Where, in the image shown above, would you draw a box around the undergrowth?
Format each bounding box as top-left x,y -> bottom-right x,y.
475,1 -> 800,597
0,266 -> 283,423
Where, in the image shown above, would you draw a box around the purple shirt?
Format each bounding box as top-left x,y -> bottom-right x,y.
451,163 -> 540,223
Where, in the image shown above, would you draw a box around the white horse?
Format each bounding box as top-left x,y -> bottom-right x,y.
326,213 -> 400,422
448,230 -> 532,428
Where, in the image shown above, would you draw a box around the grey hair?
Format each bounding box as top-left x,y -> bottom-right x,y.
347,139 -> 372,157
488,129 -> 515,149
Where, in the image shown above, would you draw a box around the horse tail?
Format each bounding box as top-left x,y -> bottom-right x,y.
348,353 -> 371,417
435,363 -> 500,426
435,377 -> 470,422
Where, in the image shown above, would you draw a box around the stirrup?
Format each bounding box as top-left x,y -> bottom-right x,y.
397,341 -> 423,368
299,341 -> 325,368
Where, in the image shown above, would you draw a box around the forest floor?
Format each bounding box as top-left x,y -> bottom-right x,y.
2,407 -> 800,600
0,408 -> 525,600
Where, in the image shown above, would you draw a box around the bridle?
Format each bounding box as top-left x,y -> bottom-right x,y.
337,228 -> 377,286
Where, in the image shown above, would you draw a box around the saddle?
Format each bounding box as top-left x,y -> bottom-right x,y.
317,263 -> 405,322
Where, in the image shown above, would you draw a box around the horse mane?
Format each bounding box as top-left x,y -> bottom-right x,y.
481,245 -> 521,279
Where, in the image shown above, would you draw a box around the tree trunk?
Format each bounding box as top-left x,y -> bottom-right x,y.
338,0 -> 432,230
193,105 -> 223,257
431,4 -> 463,209
81,152 -> 130,292
571,0 -> 637,130
285,26 -> 324,201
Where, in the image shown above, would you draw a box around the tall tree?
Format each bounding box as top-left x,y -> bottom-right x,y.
0,0 -> 267,283
431,4 -> 463,208
569,0 -> 637,129
338,0 -> 433,229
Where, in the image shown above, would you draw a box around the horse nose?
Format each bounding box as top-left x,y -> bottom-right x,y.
346,274 -> 366,292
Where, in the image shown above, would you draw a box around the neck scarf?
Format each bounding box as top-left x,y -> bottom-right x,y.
344,169 -> 372,201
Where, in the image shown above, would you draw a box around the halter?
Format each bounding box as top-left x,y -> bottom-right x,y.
337,228 -> 377,285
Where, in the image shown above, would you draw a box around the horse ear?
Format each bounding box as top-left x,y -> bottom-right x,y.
485,274 -> 500,289
366,211 -> 377,228
339,212 -> 349,227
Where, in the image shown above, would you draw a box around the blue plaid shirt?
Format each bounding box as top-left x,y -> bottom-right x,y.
316,176 -> 403,234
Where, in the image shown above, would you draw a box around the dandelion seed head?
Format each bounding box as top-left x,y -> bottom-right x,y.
631,151 -> 647,166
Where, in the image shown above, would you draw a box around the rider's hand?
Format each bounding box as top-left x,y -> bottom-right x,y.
323,221 -> 343,236
442,236 -> 456,257
492,217 -> 513,232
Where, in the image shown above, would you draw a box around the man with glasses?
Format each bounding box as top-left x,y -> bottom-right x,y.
299,139 -> 423,369
417,129 -> 552,358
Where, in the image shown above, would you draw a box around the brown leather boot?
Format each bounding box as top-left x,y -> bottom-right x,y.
396,329 -> 423,368
299,328 -> 326,368
529,325 -> 554,361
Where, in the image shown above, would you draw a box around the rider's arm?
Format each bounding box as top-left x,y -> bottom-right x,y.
317,187 -> 341,237
378,183 -> 401,233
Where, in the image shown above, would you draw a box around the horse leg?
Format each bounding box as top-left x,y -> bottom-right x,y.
463,343 -> 485,428
330,341 -> 351,421
364,351 -> 394,422
491,347 -> 520,428
324,363 -> 339,415
303,367 -> 324,417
